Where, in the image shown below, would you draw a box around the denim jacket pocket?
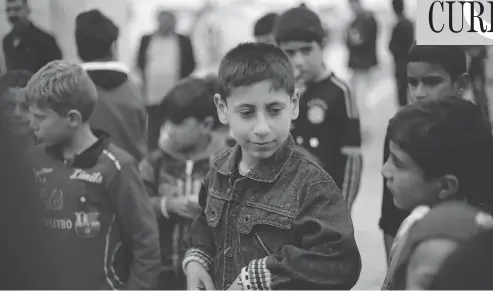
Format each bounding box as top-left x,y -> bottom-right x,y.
237,206 -> 294,264
205,196 -> 227,228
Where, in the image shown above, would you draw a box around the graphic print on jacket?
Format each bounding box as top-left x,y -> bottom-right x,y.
140,133 -> 229,273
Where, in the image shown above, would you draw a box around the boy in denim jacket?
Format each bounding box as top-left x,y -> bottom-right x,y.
183,42 -> 361,290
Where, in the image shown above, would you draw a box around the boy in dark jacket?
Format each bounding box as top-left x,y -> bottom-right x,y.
25,60 -> 161,289
381,96 -> 493,289
380,45 -> 470,261
76,9 -> 148,161
274,6 -> 362,210
183,42 -> 361,290
139,77 -> 229,289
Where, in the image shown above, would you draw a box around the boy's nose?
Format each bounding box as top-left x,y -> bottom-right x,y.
253,115 -> 271,136
414,84 -> 427,100
381,159 -> 392,180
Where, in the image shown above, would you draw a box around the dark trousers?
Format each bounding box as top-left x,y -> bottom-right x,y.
395,67 -> 408,107
159,269 -> 186,290
147,105 -> 163,152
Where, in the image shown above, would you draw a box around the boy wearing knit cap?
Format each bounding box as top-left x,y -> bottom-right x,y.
253,12 -> 279,45
75,9 -> 148,162
388,202 -> 493,290
381,96 -> 493,289
274,5 -> 363,211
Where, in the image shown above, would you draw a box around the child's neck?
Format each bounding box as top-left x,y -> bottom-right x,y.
62,125 -> 98,160
314,66 -> 330,83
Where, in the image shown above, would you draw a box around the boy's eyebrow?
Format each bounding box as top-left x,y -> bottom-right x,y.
266,101 -> 286,107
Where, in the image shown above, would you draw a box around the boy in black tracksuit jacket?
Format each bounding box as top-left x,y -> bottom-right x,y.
25,60 -> 161,289
274,6 -> 362,210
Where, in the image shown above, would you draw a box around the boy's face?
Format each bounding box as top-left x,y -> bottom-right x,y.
278,40 -> 325,83
215,80 -> 299,165
159,117 -> 211,151
29,105 -> 74,145
405,239 -> 458,290
382,141 -> 442,210
2,88 -> 30,134
407,62 -> 466,103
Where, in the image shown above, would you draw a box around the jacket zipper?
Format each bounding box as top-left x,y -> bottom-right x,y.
254,232 -> 273,256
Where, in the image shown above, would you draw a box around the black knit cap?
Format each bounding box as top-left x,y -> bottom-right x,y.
274,6 -> 325,44
76,9 -> 119,44
254,13 -> 279,37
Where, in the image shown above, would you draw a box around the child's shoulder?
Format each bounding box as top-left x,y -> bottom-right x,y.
307,73 -> 351,103
102,143 -> 139,170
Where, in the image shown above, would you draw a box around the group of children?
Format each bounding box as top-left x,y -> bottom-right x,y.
1,3 -> 493,291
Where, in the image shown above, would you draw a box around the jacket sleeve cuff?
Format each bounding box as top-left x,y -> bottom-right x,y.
182,248 -> 213,273
159,196 -> 169,219
240,257 -> 272,290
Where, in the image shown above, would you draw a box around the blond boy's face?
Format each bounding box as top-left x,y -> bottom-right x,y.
29,104 -> 72,145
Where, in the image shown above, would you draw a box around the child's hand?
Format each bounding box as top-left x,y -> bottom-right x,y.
185,261 -> 215,290
227,274 -> 243,290
166,195 -> 201,219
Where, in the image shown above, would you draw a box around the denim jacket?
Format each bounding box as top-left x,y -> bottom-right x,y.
183,135 -> 361,290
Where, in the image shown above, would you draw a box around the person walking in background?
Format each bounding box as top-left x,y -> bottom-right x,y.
76,9 -> 148,162
3,0 -> 62,73
389,0 -> 414,108
465,45 -> 490,121
253,12 -> 279,45
136,10 -> 196,151
345,0 -> 378,139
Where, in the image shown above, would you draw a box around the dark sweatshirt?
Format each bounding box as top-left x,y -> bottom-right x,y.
83,62 -> 148,161
28,131 -> 161,289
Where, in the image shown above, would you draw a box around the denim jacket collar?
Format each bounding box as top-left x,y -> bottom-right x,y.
213,134 -> 295,183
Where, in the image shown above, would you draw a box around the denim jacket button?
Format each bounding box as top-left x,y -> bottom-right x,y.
211,209 -> 217,217
284,203 -> 291,209
225,247 -> 233,257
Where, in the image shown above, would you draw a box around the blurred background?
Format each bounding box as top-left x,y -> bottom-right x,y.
2,0 -> 492,289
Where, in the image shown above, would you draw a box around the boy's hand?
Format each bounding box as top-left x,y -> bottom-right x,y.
166,195 -> 201,219
227,274 -> 243,290
186,261 -> 215,290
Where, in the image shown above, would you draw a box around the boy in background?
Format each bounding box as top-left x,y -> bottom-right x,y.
139,76 -> 229,289
380,44 -> 470,260
76,9 -> 148,161
26,60 -> 161,289
0,69 -> 34,145
253,12 -> 279,45
274,6 -> 362,210
381,96 -> 493,289
183,42 -> 361,290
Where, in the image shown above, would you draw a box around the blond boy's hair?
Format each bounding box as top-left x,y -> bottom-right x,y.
25,60 -> 98,122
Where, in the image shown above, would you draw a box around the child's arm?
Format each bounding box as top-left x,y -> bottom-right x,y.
337,82 -> 363,210
110,159 -> 161,289
182,178 -> 217,275
240,180 -> 361,290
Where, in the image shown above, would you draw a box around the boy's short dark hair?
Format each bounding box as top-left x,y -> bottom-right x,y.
392,0 -> 404,14
159,77 -> 217,125
218,42 -> 295,98
407,44 -> 467,81
388,96 -> 493,206
0,70 -> 32,94
254,13 -> 279,37
25,60 -> 98,122
75,9 -> 119,62
274,6 -> 325,44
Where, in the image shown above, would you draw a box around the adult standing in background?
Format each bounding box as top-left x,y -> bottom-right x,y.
136,10 -> 196,151
465,45 -> 489,120
389,0 -> 414,108
3,0 -> 62,73
345,0 -> 378,138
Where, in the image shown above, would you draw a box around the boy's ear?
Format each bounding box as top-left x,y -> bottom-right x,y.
455,73 -> 470,97
437,174 -> 460,201
214,94 -> 229,125
67,109 -> 83,127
